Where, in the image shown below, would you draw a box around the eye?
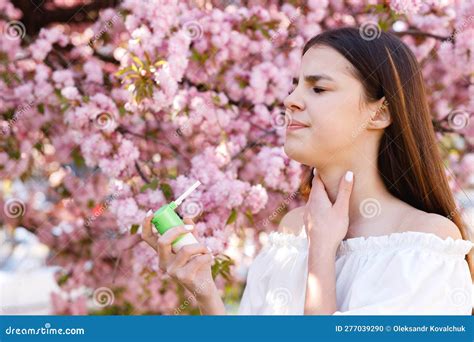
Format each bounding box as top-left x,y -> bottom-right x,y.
312,87 -> 326,94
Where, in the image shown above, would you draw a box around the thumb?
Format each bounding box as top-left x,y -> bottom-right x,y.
182,217 -> 198,239
183,217 -> 195,225
334,171 -> 354,213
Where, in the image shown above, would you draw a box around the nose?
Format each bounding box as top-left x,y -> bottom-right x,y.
284,89 -> 305,113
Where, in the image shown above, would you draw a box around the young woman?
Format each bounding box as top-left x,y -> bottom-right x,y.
141,27 -> 474,315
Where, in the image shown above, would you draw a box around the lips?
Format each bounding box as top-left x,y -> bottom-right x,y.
288,119 -> 310,128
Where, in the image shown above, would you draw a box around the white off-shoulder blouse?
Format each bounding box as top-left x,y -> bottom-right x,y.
237,229 -> 474,315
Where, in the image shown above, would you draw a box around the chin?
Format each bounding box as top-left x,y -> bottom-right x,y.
284,141 -> 309,164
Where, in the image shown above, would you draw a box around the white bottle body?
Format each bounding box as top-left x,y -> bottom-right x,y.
171,232 -> 199,253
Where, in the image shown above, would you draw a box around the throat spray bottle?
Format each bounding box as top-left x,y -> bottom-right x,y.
151,180 -> 201,253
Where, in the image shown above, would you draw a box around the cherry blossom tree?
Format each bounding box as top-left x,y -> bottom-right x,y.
0,0 -> 472,314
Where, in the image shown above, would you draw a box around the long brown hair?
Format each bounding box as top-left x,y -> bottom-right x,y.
298,27 -> 473,281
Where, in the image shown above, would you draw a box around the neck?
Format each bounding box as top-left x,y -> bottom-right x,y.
316,162 -> 396,234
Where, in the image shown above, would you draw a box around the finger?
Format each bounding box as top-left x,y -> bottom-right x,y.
309,173 -> 331,206
168,243 -> 209,270
157,225 -> 193,265
305,170 -> 322,219
141,212 -> 158,251
182,217 -> 198,238
183,217 -> 194,225
308,168 -> 320,204
334,170 -> 354,213
181,253 -> 213,274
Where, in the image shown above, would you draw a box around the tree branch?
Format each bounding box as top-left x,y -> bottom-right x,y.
391,29 -> 450,41
135,161 -> 150,184
11,0 -> 122,36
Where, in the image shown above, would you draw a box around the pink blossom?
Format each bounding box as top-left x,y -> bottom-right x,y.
390,0 -> 422,15
52,70 -> 75,88
84,60 -> 104,84
2,0 -> 472,316
244,184 -> 269,214
61,86 -> 80,100
30,39 -> 52,61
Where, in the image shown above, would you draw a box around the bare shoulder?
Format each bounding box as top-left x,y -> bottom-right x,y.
406,210 -> 463,240
278,205 -> 305,235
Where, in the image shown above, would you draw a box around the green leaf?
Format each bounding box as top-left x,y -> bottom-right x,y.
149,179 -> 159,190
37,103 -> 45,114
140,179 -> 158,192
190,48 -> 206,64
115,66 -> 134,77
130,224 -> 140,234
131,54 -> 145,69
160,183 -> 173,200
244,209 -> 254,226
34,141 -> 44,152
87,199 -> 95,208
118,106 -> 127,116
57,272 -> 70,286
212,95 -> 221,105
4,108 -> 15,121
211,254 -> 235,281
226,208 -> 238,225
71,149 -> 85,168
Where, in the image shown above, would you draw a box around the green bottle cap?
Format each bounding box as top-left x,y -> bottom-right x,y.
151,201 -> 186,246
150,180 -> 202,248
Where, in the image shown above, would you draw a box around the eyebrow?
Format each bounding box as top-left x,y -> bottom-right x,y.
304,74 -> 335,83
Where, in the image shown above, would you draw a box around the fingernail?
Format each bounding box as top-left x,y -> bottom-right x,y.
146,209 -> 153,217
345,171 -> 353,182
184,224 -> 194,231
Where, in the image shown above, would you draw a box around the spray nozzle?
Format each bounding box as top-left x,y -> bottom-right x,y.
170,180 -> 201,209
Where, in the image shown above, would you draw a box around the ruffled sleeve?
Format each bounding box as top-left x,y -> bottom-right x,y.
237,230 -> 309,315
333,231 -> 473,315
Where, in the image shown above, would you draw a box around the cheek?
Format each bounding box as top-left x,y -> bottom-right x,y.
307,97 -> 361,148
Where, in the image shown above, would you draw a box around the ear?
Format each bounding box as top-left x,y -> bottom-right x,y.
366,97 -> 391,130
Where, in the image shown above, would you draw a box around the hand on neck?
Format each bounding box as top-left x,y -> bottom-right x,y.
314,163 -> 396,234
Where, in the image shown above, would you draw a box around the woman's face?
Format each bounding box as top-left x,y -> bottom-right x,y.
283,45 -> 374,167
